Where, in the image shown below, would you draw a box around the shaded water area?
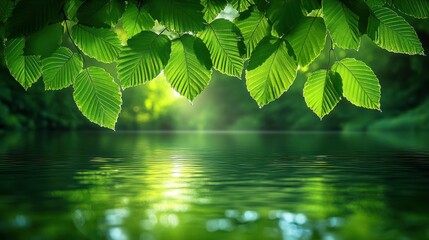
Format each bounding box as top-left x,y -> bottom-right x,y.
0,132 -> 429,240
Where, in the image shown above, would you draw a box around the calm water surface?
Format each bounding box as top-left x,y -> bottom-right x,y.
0,132 -> 428,240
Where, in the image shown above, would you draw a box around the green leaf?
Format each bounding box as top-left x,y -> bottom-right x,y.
4,38 -> 42,90
164,34 -> 212,101
77,0 -> 125,27
198,19 -> 245,78
285,17 -> 326,67
0,0 -> 13,23
367,7 -> 424,55
301,0 -> 321,13
64,0 -> 83,21
117,31 -> 171,88
42,47 -> 83,90
246,37 -> 298,107
303,70 -> 342,119
24,23 -> 63,57
71,24 -> 122,63
332,58 -> 381,110
235,10 -> 270,58
229,0 -> 254,12
364,0 -> 386,7
201,0 -> 227,22
6,0 -> 65,37
73,66 -> 122,130
146,0 -> 205,32
323,0 -> 361,50
267,0 -> 304,36
120,2 -> 154,38
391,0 -> 429,19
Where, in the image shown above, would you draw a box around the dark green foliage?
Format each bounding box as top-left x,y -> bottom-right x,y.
0,0 -> 428,129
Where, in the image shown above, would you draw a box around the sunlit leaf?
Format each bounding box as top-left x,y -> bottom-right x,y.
303,70 -> 342,119
147,0 -> 205,32
323,0 -> 361,50
367,7 -> 424,55
117,31 -> 171,88
332,58 -> 381,110
391,0 -> 429,19
24,23 -> 63,57
229,0 -> 254,12
164,34 -> 212,101
73,67 -> 122,130
42,47 -> 83,90
120,2 -> 154,38
198,19 -> 244,78
286,17 -> 326,67
246,37 -> 297,107
201,0 -> 227,22
4,38 -> 42,90
77,0 -> 125,27
71,24 -> 122,63
235,10 -> 270,58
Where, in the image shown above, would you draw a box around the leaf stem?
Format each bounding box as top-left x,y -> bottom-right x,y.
62,11 -> 87,68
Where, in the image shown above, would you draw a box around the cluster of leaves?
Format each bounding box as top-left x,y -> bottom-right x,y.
0,0 -> 427,129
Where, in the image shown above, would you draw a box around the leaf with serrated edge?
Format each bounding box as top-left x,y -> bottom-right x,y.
201,0 -> 227,22
333,58 -> 381,110
71,24 -> 122,63
392,0 -> 429,19
236,10 -> 270,58
323,0 -> 361,50
164,35 -> 212,101
286,17 -> 326,67
73,67 -> 122,130
4,38 -> 42,90
117,31 -> 171,88
198,19 -> 244,78
230,0 -> 254,12
304,70 -> 342,119
120,2 -> 154,38
246,37 -> 297,107
42,47 -> 83,90
367,7 -> 424,55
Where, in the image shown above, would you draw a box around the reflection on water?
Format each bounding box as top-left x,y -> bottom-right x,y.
0,132 -> 429,239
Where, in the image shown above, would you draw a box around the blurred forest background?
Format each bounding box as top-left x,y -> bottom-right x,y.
1,20 -> 428,132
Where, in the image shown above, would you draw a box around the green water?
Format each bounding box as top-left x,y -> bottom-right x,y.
0,132 -> 429,240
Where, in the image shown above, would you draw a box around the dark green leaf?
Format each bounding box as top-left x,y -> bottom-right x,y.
0,0 -> 13,23
6,0 -> 65,37
24,23 -> 63,57
392,0 -> 429,19
147,0 -> 205,32
267,0 -> 304,36
77,0 -> 125,27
